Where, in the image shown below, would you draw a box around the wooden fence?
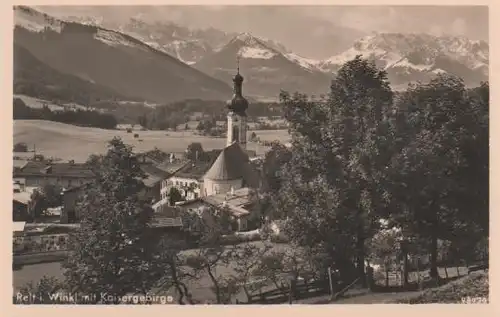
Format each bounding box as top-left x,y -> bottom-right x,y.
244,279 -> 332,304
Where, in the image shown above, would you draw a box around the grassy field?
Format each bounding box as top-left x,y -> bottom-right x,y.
14,120 -> 290,162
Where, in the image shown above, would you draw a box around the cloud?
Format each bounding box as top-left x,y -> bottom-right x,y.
451,18 -> 467,35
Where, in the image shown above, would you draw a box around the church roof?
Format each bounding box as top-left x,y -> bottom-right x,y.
203,142 -> 260,187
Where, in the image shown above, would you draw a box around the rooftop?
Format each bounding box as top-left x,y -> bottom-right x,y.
179,187 -> 256,218
140,163 -> 171,187
137,148 -> 172,165
14,161 -> 95,178
203,187 -> 255,209
156,160 -> 190,174
204,143 -> 260,188
173,160 -> 214,180
13,191 -> 32,205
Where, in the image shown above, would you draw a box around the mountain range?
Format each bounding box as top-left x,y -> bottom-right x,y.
14,5 -> 489,105
13,6 -> 233,105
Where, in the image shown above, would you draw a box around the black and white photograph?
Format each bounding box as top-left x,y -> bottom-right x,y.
11,4 -> 489,305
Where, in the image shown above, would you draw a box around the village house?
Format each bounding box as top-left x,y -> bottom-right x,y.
13,183 -> 33,222
165,160 -> 212,201
13,160 -> 95,188
141,163 -> 172,212
177,187 -> 261,232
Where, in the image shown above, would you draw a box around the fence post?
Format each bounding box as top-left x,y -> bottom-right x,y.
328,267 -> 334,299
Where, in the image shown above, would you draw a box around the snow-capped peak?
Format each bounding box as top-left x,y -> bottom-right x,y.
229,32 -> 279,60
234,32 -> 259,45
284,52 -> 322,72
319,33 -> 488,76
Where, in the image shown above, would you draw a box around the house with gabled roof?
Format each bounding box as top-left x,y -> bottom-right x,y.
13,160 -> 95,188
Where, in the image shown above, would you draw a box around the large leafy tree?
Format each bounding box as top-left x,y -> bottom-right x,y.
29,189 -> 48,221
63,137 -> 160,303
259,141 -> 292,221
386,75 -> 488,279
186,142 -> 205,161
274,56 -> 394,284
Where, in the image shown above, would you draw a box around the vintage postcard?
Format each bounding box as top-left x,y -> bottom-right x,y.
9,2 -> 491,310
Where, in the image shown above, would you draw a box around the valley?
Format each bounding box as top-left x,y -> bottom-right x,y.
13,120 -> 290,162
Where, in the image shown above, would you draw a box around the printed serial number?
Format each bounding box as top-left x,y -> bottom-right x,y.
461,296 -> 488,304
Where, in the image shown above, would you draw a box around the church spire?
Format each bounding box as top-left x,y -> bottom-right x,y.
227,54 -> 248,116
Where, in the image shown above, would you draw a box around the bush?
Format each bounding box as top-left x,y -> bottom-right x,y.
13,142 -> 29,152
220,230 -> 263,245
394,272 -> 489,304
134,133 -> 139,138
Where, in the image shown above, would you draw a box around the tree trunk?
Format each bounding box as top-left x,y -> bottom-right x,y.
207,266 -> 221,304
170,262 -> 186,304
444,266 -> 448,279
180,282 -> 193,304
385,267 -> 389,287
403,250 -> 409,287
356,226 -> 367,287
416,257 -> 421,285
429,202 -> 439,280
456,266 -> 460,277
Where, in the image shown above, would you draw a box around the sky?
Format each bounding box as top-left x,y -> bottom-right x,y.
35,5 -> 489,59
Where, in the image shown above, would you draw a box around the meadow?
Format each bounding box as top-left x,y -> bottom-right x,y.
14,120 -> 290,162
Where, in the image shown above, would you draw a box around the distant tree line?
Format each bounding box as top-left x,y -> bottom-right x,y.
137,99 -> 285,131
14,97 -> 117,130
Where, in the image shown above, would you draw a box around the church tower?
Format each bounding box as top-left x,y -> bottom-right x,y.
226,57 -> 249,149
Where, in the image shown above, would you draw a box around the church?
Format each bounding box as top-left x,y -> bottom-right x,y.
167,64 -> 262,232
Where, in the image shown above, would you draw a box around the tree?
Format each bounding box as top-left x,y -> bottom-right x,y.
274,56 -> 394,285
385,75 -> 487,280
63,137 -> 160,303
261,141 -> 292,195
183,206 -> 243,304
13,142 -> 28,152
168,187 -> 184,206
15,276 -> 65,304
153,237 -> 195,304
185,123 -> 189,130
196,121 -> 205,131
29,189 -> 47,221
259,141 -> 293,222
367,228 -> 402,287
186,142 -> 204,161
40,184 -> 63,208
249,132 -> 257,142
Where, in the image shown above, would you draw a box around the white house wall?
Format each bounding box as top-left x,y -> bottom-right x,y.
203,178 -> 243,197
165,176 -> 202,201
